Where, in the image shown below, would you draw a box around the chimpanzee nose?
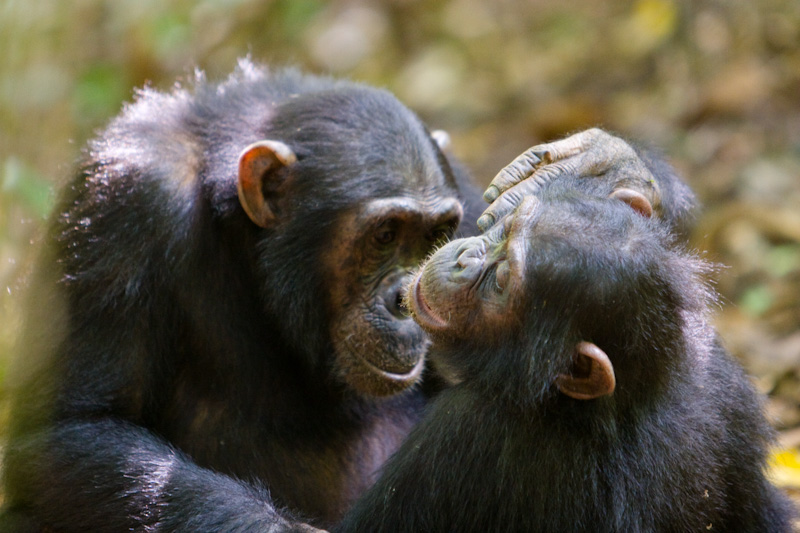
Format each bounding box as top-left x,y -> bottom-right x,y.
386,277 -> 412,318
453,241 -> 485,284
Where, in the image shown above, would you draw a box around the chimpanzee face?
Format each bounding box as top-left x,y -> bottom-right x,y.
324,194 -> 463,396
237,87 -> 468,397
406,196 -> 535,341
407,191 -> 660,400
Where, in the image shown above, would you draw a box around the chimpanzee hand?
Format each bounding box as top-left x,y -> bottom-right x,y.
477,128 -> 659,231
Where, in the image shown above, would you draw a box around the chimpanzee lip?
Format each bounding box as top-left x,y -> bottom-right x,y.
357,348 -> 426,385
409,275 -> 449,331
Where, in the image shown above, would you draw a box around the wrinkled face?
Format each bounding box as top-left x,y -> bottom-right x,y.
406,198 -> 536,341
324,194 -> 463,396
237,86 -> 469,398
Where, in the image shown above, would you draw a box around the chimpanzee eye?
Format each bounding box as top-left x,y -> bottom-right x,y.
427,220 -> 458,245
375,229 -> 396,245
427,227 -> 450,244
373,220 -> 398,246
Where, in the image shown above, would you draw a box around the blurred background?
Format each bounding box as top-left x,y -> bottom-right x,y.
1,0 -> 799,490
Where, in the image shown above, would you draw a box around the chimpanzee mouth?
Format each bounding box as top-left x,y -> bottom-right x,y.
408,275 -> 449,331
355,347 -> 426,385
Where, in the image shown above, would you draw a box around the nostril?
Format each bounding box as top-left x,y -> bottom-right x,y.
387,285 -> 411,318
455,242 -> 471,257
454,249 -> 485,283
455,241 -> 486,270
456,251 -> 483,270
396,291 -> 410,317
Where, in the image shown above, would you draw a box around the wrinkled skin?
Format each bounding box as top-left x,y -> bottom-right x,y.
407,201 -> 533,341
324,196 -> 463,396
478,128 -> 675,232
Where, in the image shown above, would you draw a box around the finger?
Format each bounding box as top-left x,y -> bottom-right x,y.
483,148 -> 547,203
477,179 -> 548,232
483,130 -> 601,203
480,155 -> 595,231
534,129 -> 596,161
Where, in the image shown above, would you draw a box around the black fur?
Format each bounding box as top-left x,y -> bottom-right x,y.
337,193 -> 794,532
1,60 -> 482,532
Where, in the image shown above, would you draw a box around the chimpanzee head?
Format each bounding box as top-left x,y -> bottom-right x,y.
407,190 -> 705,404
236,84 -> 463,396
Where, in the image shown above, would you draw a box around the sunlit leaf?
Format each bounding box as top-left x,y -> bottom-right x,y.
617,0 -> 678,56
632,0 -> 678,41
769,448 -> 800,488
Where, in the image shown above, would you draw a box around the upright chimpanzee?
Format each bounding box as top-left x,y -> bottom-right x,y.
2,60 -> 477,532
1,57 -> 702,532
337,192 -> 794,532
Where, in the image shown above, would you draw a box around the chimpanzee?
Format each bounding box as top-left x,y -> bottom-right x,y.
337,191 -> 795,532
1,58 -> 703,532
2,60 -> 476,532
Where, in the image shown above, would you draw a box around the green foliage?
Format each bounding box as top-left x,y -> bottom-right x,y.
152,12 -> 191,54
766,244 -> 800,278
275,0 -> 324,37
739,284 -> 774,318
73,64 -> 129,126
2,157 -> 54,220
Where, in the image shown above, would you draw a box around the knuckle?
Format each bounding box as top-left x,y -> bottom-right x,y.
503,188 -> 523,207
586,127 -> 606,139
523,148 -> 542,164
492,170 -> 512,187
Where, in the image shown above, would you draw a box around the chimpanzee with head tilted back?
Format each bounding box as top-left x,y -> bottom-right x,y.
337,186 -> 795,532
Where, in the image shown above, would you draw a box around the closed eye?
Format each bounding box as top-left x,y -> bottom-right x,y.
373,219 -> 398,247
375,228 -> 395,245
427,219 -> 459,244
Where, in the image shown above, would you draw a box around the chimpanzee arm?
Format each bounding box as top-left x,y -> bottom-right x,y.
4,419 -> 319,532
1,164 -> 326,532
3,296 -> 323,533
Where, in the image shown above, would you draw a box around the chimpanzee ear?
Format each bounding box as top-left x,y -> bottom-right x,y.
555,341 -> 616,400
237,140 -> 297,228
431,129 -> 451,151
610,188 -> 653,218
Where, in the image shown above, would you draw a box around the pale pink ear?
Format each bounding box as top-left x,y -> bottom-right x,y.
237,140 -> 297,228
555,342 -> 616,400
610,188 -> 653,218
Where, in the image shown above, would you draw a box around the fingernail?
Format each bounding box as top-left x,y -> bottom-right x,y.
483,185 -> 499,203
477,213 -> 494,231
